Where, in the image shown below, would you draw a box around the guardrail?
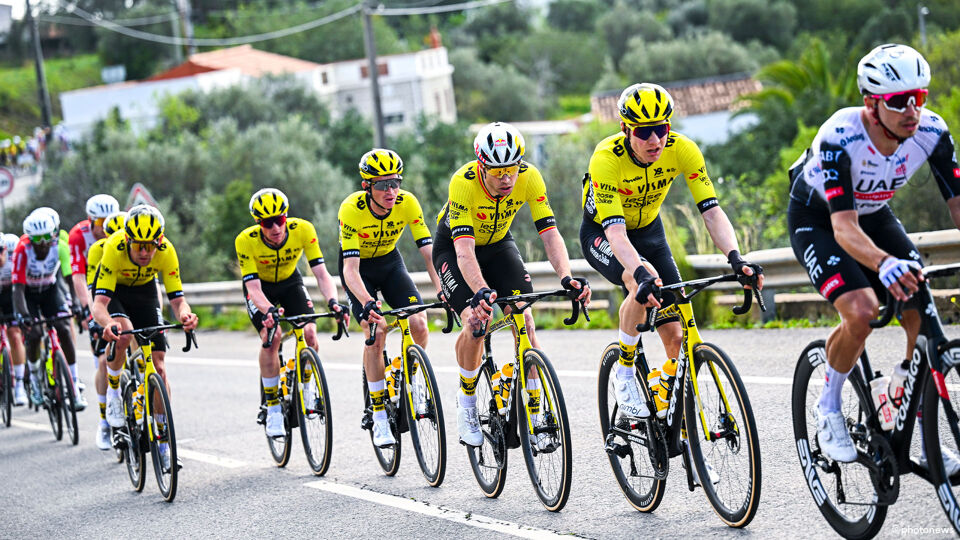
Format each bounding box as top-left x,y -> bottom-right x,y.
181,229 -> 960,322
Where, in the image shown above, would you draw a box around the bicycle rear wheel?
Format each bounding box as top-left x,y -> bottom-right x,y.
466,360 -> 507,498
404,345 -> 446,487
1,348 -> 11,427
115,371 -> 131,463
260,377 -> 292,467
44,354 -> 63,441
791,340 -> 886,539
362,367 -> 401,475
518,348 -> 573,512
297,347 -> 333,476
684,343 -> 761,527
123,381 -> 146,492
597,342 -> 667,513
146,373 -> 178,502
56,352 -> 79,446
922,339 -> 960,535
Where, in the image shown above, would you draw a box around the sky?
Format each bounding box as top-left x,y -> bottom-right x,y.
1,2 -> 26,20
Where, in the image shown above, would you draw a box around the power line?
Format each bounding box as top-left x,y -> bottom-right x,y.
371,0 -> 511,16
38,12 -> 178,27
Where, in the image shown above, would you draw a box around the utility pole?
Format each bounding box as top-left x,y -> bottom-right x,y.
177,0 -> 197,56
170,9 -> 183,63
25,0 -> 53,138
362,2 -> 386,148
918,5 -> 930,49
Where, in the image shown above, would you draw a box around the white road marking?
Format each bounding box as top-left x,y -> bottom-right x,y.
178,449 -> 249,468
304,480 -> 572,539
11,419 -> 49,431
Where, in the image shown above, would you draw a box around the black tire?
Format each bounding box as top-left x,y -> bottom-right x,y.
466,360 -> 508,498
362,365 -> 402,476
260,378 -> 292,467
922,340 -> 960,535
123,380 -> 146,492
684,343 -> 761,528
297,347 -> 333,476
55,352 -> 79,446
1,347 -> 11,427
791,340 -> 886,539
517,349 -> 573,512
597,342 -> 667,513
44,354 -> 63,441
146,373 -> 178,502
115,370 -> 131,463
403,345 -> 446,487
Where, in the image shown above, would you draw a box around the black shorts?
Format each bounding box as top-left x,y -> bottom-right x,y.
339,249 -> 422,321
433,235 -> 532,313
787,200 -> 922,304
0,287 -> 17,324
24,285 -> 71,319
110,282 -> 167,352
243,272 -> 314,332
580,216 -> 682,322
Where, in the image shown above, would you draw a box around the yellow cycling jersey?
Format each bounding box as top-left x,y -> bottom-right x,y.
582,131 -> 718,229
338,190 -> 432,259
436,160 -> 557,246
234,217 -> 324,283
93,231 -> 184,299
86,238 -> 106,287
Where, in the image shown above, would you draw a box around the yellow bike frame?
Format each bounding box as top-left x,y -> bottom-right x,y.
279,327 -> 318,417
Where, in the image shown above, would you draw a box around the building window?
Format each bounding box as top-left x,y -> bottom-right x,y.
360,63 -> 389,78
321,72 -> 328,84
384,113 -> 404,125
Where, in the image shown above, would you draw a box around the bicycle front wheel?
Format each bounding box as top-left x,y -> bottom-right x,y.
791,340 -> 886,539
297,347 -> 333,476
362,367 -> 401,475
684,343 -> 760,527
404,345 -> 446,487
123,380 -> 146,492
922,339 -> 960,535
44,355 -> 63,441
146,373 -> 178,502
597,342 -> 667,513
466,360 -> 508,498
56,352 -> 79,446
1,348 -> 11,427
260,377 -> 292,467
518,348 -> 573,512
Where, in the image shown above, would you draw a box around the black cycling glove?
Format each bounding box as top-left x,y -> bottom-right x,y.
633,266 -> 660,304
470,288 -> 495,310
360,300 -> 380,322
727,249 -> 764,286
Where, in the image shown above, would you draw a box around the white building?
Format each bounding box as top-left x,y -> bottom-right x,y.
59,44 -> 456,138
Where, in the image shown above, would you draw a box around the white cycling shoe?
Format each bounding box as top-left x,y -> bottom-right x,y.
457,405 -> 483,447
95,421 -> 112,451
919,447 -> 960,477
613,373 -> 650,419
265,409 -> 285,438
13,384 -> 27,406
372,417 -> 396,448
817,410 -> 858,463
105,396 -> 125,428
410,381 -> 429,416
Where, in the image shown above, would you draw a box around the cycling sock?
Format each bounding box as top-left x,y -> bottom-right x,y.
262,376 -> 280,408
458,366 -> 481,408
98,394 -> 106,420
818,364 -> 851,413
13,363 -> 24,383
526,377 -> 541,423
107,367 -> 121,391
369,379 -> 387,421
617,330 -> 640,379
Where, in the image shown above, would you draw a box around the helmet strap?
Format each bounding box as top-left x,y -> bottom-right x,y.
620,128 -> 652,167
364,189 -> 391,216
870,103 -> 907,144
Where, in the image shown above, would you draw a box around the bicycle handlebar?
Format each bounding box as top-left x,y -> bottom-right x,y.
635,273 -> 764,333
470,286 -> 591,338
365,299 -> 461,346
106,323 -> 198,361
263,309 -> 350,349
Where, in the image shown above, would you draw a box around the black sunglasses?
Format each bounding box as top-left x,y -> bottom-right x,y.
630,123 -> 670,140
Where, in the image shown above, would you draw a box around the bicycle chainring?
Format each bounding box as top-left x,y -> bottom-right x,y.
859,432 -> 899,505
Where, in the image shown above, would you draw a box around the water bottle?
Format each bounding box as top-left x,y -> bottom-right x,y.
870,374 -> 895,431
384,356 -> 402,403
280,356 -> 295,399
888,360 -> 909,408
647,368 -> 667,417
134,382 -> 144,426
498,362 -> 514,415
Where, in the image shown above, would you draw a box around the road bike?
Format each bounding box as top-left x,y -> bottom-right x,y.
258,311 -> 347,475
361,299 -> 458,487
110,323 -> 197,502
465,285 -> 588,512
792,262 -> 960,538
599,273 -> 764,527
0,317 -> 15,427
30,313 -> 81,445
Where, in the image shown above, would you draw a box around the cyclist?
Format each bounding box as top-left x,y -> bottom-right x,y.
13,209 -> 86,410
33,207 -> 78,310
788,44 -> 960,470
338,149 -> 443,447
581,82 -> 762,419
0,233 -> 27,406
433,122 -> 590,448
94,205 -> 198,472
235,188 -> 345,438
84,211 -> 126,450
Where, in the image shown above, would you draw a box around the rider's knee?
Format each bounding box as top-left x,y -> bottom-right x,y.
840,303 -> 877,341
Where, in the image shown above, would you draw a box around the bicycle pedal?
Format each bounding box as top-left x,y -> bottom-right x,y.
256,409 -> 266,425
360,413 -> 373,431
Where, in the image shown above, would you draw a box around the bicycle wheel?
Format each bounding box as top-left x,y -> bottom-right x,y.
466,360 -> 508,498
922,339 -> 960,535
597,342 -> 667,513
1,348 -> 11,427
297,347 -> 333,476
404,344 -> 446,487
115,370 -> 131,463
260,378 -> 292,467
684,343 -> 761,527
123,380 -> 146,492
791,340 -> 886,539
362,366 -> 401,475
146,373 -> 178,502
44,355 -> 63,441
518,348 -> 573,512
56,353 -> 79,446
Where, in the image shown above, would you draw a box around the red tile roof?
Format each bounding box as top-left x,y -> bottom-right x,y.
149,45 -> 321,81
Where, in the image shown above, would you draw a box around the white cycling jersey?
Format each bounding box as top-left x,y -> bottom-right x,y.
789,107 -> 960,215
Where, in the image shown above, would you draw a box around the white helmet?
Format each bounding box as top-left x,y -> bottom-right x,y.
857,43 -> 930,96
474,122 -> 525,167
23,211 -> 57,239
32,207 -> 60,230
86,194 -> 120,219
2,233 -> 18,253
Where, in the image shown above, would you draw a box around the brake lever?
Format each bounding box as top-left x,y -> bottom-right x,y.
182,330 -> 198,353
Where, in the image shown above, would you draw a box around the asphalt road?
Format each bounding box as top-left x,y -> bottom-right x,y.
1,326 -> 956,539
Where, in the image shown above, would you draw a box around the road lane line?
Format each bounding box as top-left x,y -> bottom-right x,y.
11,419 -> 49,431
304,480 -> 573,539
178,448 -> 249,468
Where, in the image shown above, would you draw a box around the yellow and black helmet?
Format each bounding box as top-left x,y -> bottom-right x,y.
618,83 -> 674,126
249,188 -> 289,220
358,148 -> 403,180
103,211 -> 127,236
125,205 -> 164,243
